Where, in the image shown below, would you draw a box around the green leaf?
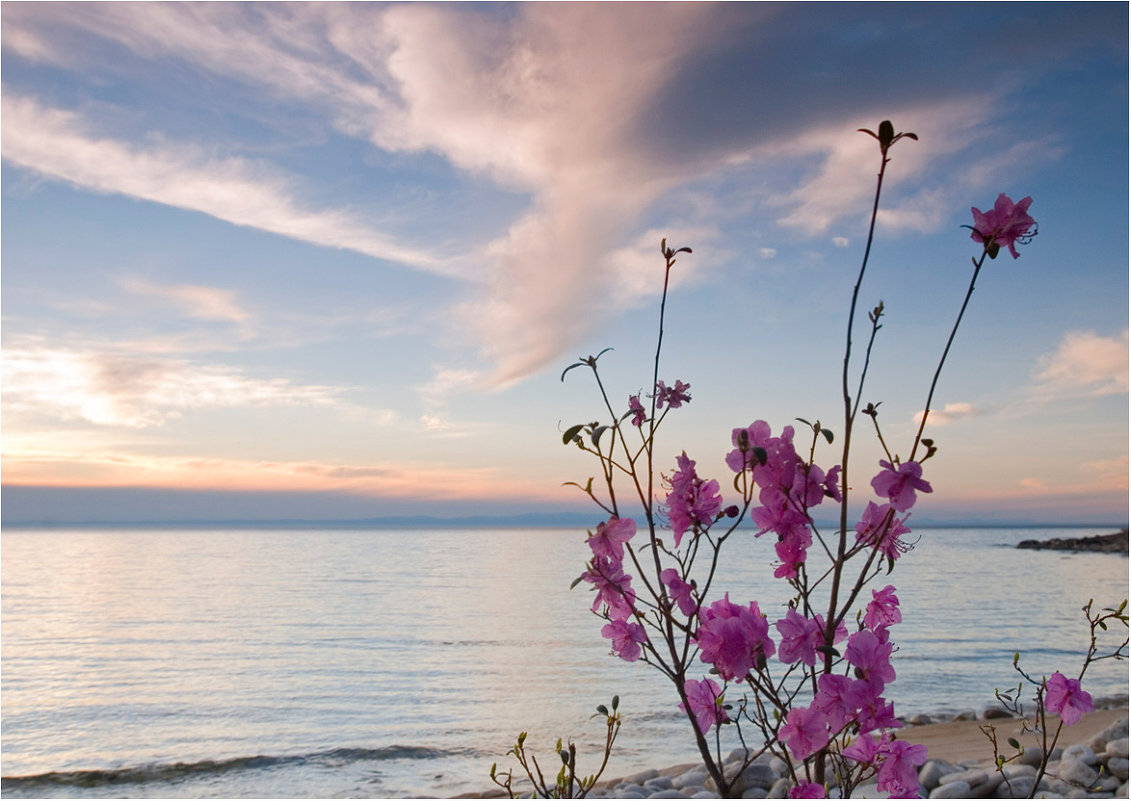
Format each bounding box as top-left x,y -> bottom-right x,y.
591,425 -> 608,446
570,574 -> 585,590
1008,737 -> 1021,750
562,424 -> 585,445
612,695 -> 620,711
821,428 -> 834,444
596,704 -> 609,716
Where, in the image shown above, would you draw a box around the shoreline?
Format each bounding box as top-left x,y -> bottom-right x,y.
463,705 -> 1129,799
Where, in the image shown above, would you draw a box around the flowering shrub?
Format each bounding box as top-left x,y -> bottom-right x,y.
557,120 -> 1049,798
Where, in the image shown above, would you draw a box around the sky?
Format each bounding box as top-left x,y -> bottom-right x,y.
1,2 -> 1128,525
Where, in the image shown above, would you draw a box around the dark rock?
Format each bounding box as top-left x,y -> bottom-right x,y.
1016,530 -> 1128,554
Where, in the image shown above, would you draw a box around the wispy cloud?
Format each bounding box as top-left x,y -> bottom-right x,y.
1033,329 -> 1129,398
2,342 -> 352,428
120,277 -> 254,333
0,94 -> 448,274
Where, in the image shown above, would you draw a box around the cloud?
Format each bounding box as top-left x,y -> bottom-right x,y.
0,3 -> 1094,387
1,343 -> 353,428
758,248 -> 777,260
913,402 -> 978,427
1033,330 -> 1129,397
121,277 -> 253,327
0,94 -> 449,274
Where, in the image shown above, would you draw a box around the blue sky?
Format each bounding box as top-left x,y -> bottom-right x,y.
2,2 -> 1127,524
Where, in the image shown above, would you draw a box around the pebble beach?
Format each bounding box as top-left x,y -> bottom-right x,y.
468,703 -> 1129,800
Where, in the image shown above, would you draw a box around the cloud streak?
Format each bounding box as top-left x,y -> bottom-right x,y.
0,94 -> 449,274
1033,330 -> 1129,398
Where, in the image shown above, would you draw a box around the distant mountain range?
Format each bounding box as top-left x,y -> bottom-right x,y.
4,512 -> 1126,530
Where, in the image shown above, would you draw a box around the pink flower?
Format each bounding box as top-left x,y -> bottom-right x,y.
776,608 -> 824,667
780,704 -> 829,760
789,782 -> 826,799
855,502 -> 912,561
627,394 -> 646,427
679,677 -> 728,735
846,629 -> 896,686
856,691 -> 901,734
814,674 -> 867,732
776,608 -> 844,668
875,739 -> 927,797
864,585 -> 902,631
725,421 -> 797,481
583,556 -> 636,621
656,379 -> 691,409
661,568 -> 698,617
587,517 -> 636,562
696,594 -> 775,681
842,731 -> 886,764
970,193 -> 1036,259
666,452 -> 723,547
1044,672 -> 1093,726
870,460 -> 931,512
601,619 -> 647,662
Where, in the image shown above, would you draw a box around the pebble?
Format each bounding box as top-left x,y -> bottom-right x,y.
572,707 -> 1130,800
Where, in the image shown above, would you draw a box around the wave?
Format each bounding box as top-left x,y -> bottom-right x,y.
0,744 -> 456,790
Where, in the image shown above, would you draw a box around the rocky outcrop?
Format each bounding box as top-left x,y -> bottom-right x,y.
1016,530 -> 1128,554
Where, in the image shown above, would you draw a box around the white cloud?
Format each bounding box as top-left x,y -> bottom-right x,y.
0,94 -> 450,274
832,237 -> 850,248
1,343 -> 350,428
913,401 -> 978,427
758,248 -> 777,259
1033,330 -> 1129,397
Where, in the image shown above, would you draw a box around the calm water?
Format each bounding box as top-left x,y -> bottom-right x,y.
2,526 -> 1127,798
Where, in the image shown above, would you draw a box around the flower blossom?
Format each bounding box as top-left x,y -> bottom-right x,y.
780,704 -> 828,760
666,452 -> 723,547
661,568 -> 698,617
814,673 -> 867,732
845,629 -> 896,686
864,585 -> 902,631
788,782 -> 825,799
855,502 -> 912,561
587,516 -> 636,562
970,193 -> 1036,259
601,619 -> 647,662
696,594 -> 775,681
875,739 -> 927,797
1044,672 -> 1093,726
627,393 -> 646,427
583,556 -> 636,621
656,379 -> 691,409
870,460 -> 932,512
679,677 -> 728,735
776,608 -> 845,668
